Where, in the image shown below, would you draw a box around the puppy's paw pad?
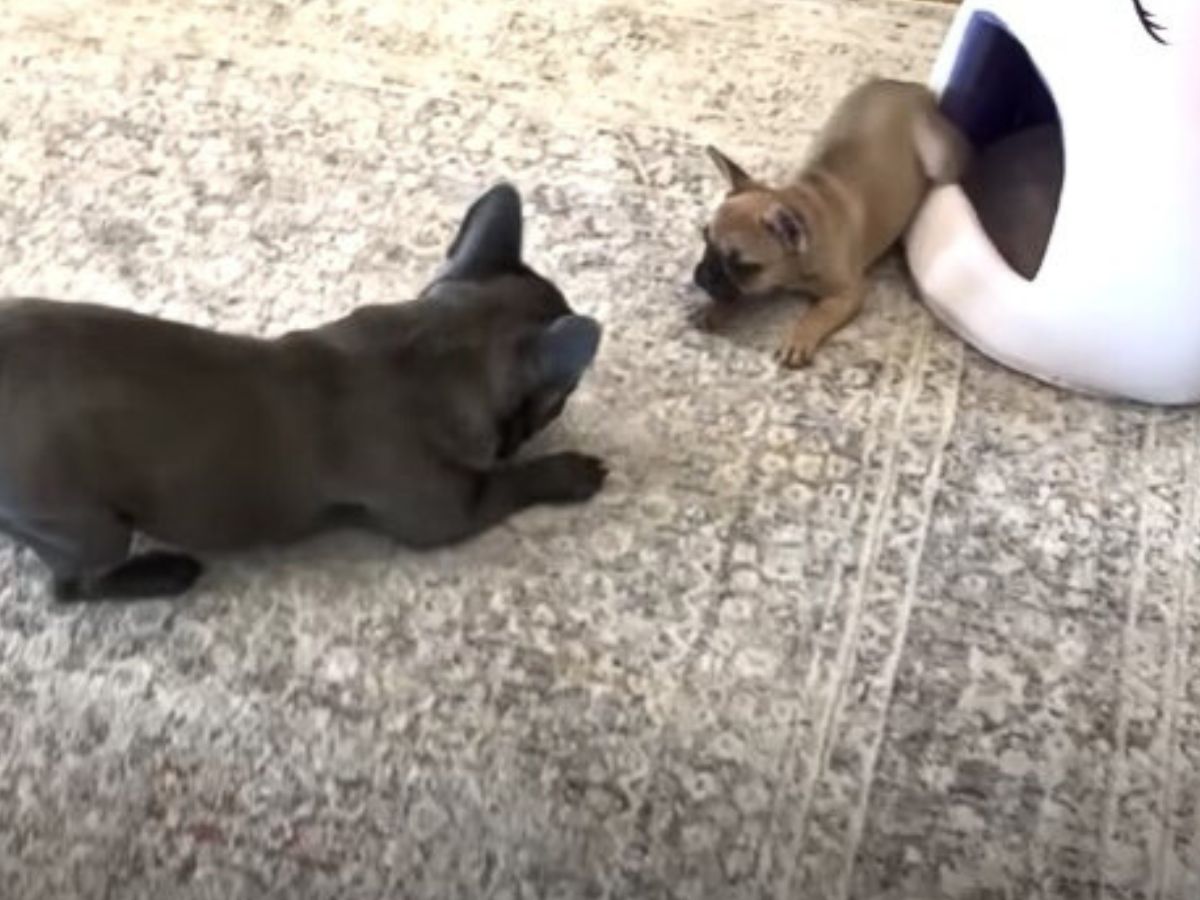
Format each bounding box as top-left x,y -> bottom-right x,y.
537,452 -> 609,503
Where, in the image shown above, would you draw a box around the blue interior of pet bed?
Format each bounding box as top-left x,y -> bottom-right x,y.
940,11 -> 1059,148
937,12 -> 1064,280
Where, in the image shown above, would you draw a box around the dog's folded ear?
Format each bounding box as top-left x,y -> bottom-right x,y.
496,315 -> 602,458
529,314 -> 602,391
762,202 -> 809,254
436,182 -> 525,282
706,145 -> 758,194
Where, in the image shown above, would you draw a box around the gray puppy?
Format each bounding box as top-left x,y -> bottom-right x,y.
0,183 -> 607,601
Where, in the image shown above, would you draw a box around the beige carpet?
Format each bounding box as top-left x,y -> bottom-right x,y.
0,1 -> 1197,898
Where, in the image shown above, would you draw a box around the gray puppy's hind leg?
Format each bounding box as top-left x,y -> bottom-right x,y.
8,509 -> 202,601
55,551 -> 204,602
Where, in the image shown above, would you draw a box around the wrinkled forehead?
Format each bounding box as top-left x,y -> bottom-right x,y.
422,271 -> 570,323
709,196 -> 775,255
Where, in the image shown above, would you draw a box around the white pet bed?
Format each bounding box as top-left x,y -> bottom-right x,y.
905,0 -> 1198,403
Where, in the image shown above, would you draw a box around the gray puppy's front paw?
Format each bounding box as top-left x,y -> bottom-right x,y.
532,452 -> 609,504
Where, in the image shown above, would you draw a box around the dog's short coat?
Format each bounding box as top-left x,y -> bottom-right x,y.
695,78 -> 970,366
0,184 -> 607,600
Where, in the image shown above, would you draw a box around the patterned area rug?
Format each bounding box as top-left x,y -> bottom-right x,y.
0,1 -> 1196,898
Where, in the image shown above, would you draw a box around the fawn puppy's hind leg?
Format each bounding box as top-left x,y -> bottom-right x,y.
914,105 -> 972,185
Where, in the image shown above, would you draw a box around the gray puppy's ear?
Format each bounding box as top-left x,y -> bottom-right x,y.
706,145 -> 758,194
437,182 -> 524,282
530,315 -> 602,391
